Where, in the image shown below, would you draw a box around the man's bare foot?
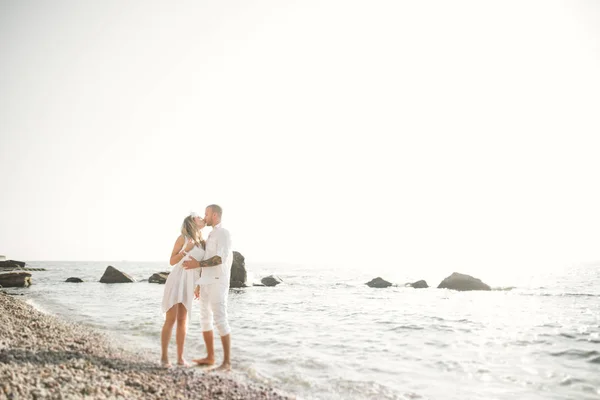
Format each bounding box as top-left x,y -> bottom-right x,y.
215,362 -> 231,372
160,360 -> 172,368
177,359 -> 190,367
192,357 -> 215,366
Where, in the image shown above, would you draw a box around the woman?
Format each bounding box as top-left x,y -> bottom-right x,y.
160,212 -> 205,367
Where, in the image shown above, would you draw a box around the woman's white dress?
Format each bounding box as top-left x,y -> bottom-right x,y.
162,239 -> 205,320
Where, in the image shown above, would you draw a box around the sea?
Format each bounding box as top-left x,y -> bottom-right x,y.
5,260 -> 600,400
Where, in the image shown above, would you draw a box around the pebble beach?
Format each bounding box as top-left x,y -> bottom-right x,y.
0,292 -> 293,400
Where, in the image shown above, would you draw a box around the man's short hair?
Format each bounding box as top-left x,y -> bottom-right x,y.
208,204 -> 223,217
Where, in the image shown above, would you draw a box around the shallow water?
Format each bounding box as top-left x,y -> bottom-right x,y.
9,261 -> 600,399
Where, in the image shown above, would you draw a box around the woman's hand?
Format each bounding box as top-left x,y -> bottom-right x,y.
194,285 -> 200,300
184,240 -> 195,252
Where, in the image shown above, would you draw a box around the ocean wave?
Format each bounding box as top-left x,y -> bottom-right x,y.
559,333 -> 577,339
511,339 -> 551,346
328,378 -> 407,400
550,349 -> 600,360
519,292 -> 600,298
559,376 -> 585,386
331,283 -> 355,289
390,325 -> 424,332
577,337 -> 600,344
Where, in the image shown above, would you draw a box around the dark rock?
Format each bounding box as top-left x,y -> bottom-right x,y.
252,283 -> 266,287
437,272 -> 491,291
99,266 -> 135,283
0,272 -> 32,287
66,277 -> 83,283
0,260 -> 26,269
230,251 -> 247,288
148,272 -> 169,284
0,259 -> 44,272
261,275 -> 282,287
366,277 -> 392,288
407,280 -> 428,289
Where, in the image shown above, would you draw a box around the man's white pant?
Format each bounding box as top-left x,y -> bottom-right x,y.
199,283 -> 231,336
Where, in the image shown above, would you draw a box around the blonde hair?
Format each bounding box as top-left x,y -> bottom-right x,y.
181,216 -> 205,249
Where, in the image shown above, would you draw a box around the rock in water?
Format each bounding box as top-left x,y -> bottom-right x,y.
261,275 -> 282,287
437,272 -> 491,291
99,266 -> 135,283
65,277 -> 83,283
366,277 -> 392,288
0,272 -> 32,287
407,280 -> 428,289
0,260 -> 26,270
148,272 -> 169,284
230,251 -> 247,288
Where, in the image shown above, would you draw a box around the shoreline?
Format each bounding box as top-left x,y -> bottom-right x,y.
0,292 -> 293,399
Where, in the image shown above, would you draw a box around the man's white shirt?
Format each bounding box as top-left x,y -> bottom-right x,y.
196,223 -> 233,285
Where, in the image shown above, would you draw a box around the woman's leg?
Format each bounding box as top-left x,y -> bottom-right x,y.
176,303 -> 188,364
161,305 -> 178,365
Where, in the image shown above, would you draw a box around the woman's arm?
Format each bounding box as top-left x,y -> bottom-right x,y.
169,235 -> 187,266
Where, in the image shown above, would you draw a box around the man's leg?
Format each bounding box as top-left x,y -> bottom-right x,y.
199,329 -> 215,364
193,285 -> 215,365
214,284 -> 231,371
218,333 -> 231,371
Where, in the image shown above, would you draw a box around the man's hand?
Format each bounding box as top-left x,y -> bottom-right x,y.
182,257 -> 200,270
194,285 -> 200,299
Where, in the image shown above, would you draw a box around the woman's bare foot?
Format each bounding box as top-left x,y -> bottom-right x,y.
215,362 -> 231,372
177,359 -> 190,367
160,359 -> 172,368
192,357 -> 215,366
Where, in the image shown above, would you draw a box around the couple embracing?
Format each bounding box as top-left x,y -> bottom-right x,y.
160,204 -> 233,371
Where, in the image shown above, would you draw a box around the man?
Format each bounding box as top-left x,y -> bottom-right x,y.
183,204 -> 233,371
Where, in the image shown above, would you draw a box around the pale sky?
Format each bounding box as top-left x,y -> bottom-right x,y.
1,1 -> 599,279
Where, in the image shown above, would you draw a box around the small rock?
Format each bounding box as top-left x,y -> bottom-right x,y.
437,272 -> 491,291
99,266 -> 135,283
407,280 -> 428,289
261,275 -> 282,287
0,272 -> 32,287
31,388 -> 48,399
65,277 -> 83,283
148,272 -> 169,284
366,277 -> 392,288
